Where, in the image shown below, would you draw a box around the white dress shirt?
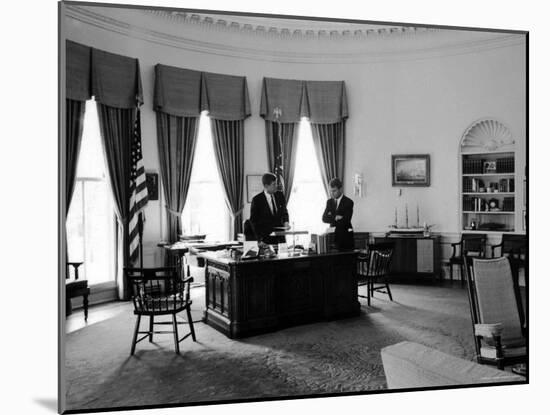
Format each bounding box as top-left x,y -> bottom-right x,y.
334,194 -> 343,210
264,190 -> 277,214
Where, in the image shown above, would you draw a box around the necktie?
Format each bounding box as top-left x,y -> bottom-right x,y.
271,194 -> 277,215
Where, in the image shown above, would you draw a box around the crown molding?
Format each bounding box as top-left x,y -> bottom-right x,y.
145,10 -> 436,40
65,5 -> 525,64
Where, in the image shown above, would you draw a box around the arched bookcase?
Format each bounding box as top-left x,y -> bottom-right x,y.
459,118 -> 518,234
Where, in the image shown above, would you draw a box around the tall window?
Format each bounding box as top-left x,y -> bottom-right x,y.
66,101 -> 116,285
287,119 -> 328,245
181,114 -> 230,241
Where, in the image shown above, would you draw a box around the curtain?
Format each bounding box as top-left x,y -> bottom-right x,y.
210,119 -> 245,239
156,112 -> 199,243
311,121 -> 346,196
260,77 -> 348,196
154,65 -> 250,242
265,120 -> 299,202
96,103 -> 136,300
66,99 -> 86,212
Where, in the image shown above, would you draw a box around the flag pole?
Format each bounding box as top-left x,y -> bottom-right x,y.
138,212 -> 144,269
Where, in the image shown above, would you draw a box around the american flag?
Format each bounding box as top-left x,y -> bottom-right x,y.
273,108 -> 285,193
129,107 -> 149,264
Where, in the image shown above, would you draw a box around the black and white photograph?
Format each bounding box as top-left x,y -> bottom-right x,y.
56,1 -> 530,413
5,0 -> 543,414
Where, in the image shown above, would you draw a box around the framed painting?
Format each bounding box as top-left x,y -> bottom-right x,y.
392,154 -> 431,187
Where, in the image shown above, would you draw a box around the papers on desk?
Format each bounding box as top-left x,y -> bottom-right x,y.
241,241 -> 259,260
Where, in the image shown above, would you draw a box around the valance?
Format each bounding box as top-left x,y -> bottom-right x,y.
91,48 -> 143,108
260,77 -> 348,123
200,72 -> 251,121
260,77 -> 307,123
304,81 -> 348,124
154,66 -> 251,120
66,41 -> 91,101
153,64 -> 202,117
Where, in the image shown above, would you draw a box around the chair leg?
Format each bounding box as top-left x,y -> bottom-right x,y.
149,315 -> 154,342
172,314 -> 180,354
186,306 -> 197,341
385,282 -> 393,301
369,278 -> 373,304
130,314 -> 141,356
83,293 -> 89,322
449,263 -> 454,282
459,263 -> 465,287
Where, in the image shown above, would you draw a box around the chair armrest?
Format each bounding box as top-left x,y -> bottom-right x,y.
182,276 -> 194,284
490,242 -> 503,258
474,323 -> 503,338
450,241 -> 461,258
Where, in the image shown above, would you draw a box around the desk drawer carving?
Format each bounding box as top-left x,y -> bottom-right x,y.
206,265 -> 231,317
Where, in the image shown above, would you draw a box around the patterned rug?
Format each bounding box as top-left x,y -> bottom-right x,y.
64,283 -> 474,411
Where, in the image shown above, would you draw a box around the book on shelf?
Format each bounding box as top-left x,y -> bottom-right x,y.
463,158 -> 484,174
496,157 -> 514,173
498,178 -> 515,193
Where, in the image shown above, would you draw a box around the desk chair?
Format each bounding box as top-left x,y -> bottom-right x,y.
464,256 -> 526,370
357,242 -> 394,306
125,267 -> 196,355
448,234 -> 486,285
66,262 -> 90,321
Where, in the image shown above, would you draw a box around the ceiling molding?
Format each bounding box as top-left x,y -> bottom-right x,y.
65,5 -> 525,64
145,10 -> 436,40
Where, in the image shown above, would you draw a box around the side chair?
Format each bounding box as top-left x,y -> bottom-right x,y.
357,242 -> 394,306
66,262 -> 90,321
448,234 -> 486,285
125,267 -> 197,355
490,234 -> 526,284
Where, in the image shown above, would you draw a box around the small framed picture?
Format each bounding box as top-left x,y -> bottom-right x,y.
246,175 -> 264,203
392,154 -> 430,187
483,161 -> 497,173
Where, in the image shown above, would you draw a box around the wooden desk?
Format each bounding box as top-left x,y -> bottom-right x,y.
374,235 -> 440,281
201,251 -> 359,338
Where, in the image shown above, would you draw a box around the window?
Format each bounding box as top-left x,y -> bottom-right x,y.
287,119 -> 328,246
66,101 -> 116,285
181,113 -> 230,242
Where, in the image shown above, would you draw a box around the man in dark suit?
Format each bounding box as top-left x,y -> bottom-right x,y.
322,178 -> 355,251
249,173 -> 290,245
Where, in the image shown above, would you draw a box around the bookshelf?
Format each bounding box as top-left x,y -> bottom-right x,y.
459,118 -> 519,234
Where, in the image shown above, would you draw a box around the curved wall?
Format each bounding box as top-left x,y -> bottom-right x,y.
63,6 -> 526,262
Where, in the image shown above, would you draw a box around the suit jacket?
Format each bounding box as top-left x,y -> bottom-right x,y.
249,191 -> 289,244
322,195 -> 355,250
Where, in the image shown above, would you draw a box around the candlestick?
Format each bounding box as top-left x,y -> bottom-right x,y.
394,207 -> 398,227
405,204 -> 409,228
417,205 -> 420,227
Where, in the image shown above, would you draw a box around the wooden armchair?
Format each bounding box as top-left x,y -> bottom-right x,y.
490,234 -> 526,281
463,256 -> 526,370
357,242 -> 394,306
125,267 -> 197,355
448,234 -> 486,284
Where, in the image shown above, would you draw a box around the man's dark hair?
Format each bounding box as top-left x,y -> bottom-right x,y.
262,173 -> 277,186
329,178 -> 343,189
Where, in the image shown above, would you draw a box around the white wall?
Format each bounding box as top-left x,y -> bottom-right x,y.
64,9 -> 526,266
